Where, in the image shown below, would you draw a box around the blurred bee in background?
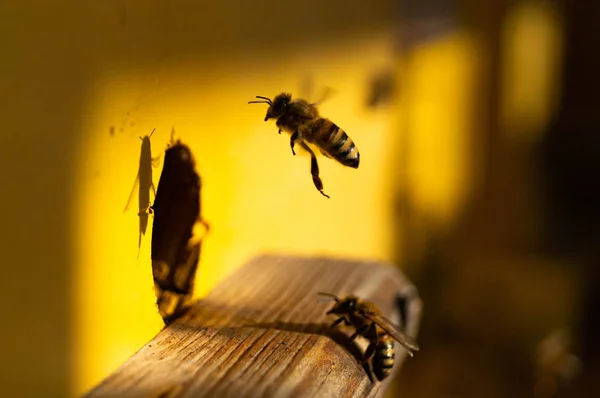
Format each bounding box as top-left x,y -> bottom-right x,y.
318,292 -> 419,381
150,131 -> 209,325
249,92 -> 360,198
124,128 -> 160,257
365,68 -> 396,110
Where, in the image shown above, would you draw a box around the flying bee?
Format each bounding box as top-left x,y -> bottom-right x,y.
248,93 -> 360,198
150,133 -> 209,325
318,292 -> 419,381
365,69 -> 396,109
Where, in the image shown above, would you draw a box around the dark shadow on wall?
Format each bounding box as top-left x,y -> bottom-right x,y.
123,129 -> 157,255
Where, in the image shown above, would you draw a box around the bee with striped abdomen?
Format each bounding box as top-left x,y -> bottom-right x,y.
248,93 -> 360,198
318,293 -> 419,381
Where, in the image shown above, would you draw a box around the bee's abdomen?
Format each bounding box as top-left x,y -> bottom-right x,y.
315,119 -> 360,168
373,338 -> 395,381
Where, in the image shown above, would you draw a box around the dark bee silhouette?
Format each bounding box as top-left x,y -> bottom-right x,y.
124,128 -> 159,256
366,69 -> 396,109
249,92 -> 359,198
150,135 -> 209,325
318,292 -> 419,381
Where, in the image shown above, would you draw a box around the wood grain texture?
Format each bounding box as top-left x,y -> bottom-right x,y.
84,254 -> 422,398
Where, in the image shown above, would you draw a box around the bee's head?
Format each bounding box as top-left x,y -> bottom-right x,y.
249,93 -> 291,121
317,293 -> 358,315
164,141 -> 196,170
328,296 -> 359,315
139,128 -> 155,151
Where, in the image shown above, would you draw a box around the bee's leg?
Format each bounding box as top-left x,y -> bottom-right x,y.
310,154 -> 330,198
290,131 -> 298,155
300,142 -> 330,199
278,129 -> 282,134
360,342 -> 377,364
358,323 -> 379,364
329,316 -> 348,328
349,324 -> 370,342
151,155 -> 162,167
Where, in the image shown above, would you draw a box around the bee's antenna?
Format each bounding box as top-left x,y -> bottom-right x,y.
317,292 -> 339,302
318,298 -> 337,303
248,96 -> 272,105
149,128 -> 156,138
255,95 -> 272,104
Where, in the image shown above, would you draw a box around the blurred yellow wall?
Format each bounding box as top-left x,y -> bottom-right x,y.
500,0 -> 563,145
400,32 -> 480,227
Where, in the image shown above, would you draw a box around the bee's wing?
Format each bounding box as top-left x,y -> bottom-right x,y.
363,312 -> 420,353
289,100 -> 317,120
299,74 -> 315,100
124,173 -> 140,213
311,86 -> 336,106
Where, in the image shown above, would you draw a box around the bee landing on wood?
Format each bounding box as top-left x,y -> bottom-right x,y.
248,92 -> 360,199
318,292 -> 419,381
150,135 -> 209,325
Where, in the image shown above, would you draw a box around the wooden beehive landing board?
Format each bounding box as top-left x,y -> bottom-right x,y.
85,254 -> 422,398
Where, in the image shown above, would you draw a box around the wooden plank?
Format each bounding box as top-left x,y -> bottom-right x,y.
84,254 -> 422,398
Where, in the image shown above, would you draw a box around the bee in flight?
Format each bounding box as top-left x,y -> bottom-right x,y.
248,93 -> 360,198
318,292 -> 419,381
